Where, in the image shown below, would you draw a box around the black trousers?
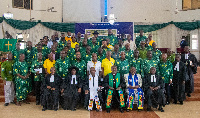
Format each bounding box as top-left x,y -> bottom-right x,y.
165,83 -> 171,102
34,81 -> 41,102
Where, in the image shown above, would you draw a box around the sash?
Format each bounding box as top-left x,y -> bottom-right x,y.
89,75 -> 99,99
108,73 -> 120,88
128,73 -> 139,87
137,89 -> 144,109
106,89 -> 125,108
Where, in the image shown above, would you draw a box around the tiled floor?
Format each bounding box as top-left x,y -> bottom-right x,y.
0,101 -> 200,118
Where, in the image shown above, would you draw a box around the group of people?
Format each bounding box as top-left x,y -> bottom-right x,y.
0,29 -> 198,113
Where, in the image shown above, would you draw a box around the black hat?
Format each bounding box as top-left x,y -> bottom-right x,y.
69,66 -> 79,72
92,31 -> 99,35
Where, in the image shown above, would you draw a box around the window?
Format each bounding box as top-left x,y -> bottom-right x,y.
183,0 -> 200,10
13,0 -> 33,10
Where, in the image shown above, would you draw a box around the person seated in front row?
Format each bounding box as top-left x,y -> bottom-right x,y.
61,66 -> 82,111
144,67 -> 165,112
84,67 -> 103,111
42,67 -> 61,111
104,65 -> 126,113
125,67 -> 144,112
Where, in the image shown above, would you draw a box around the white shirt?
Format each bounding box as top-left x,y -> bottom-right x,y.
87,61 -> 102,76
123,40 -> 135,51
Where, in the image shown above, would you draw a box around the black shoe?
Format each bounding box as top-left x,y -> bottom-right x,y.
4,103 -> 9,106
42,108 -> 46,111
54,108 -> 58,111
158,107 -> 164,112
96,109 -> 99,112
36,101 -> 40,105
147,108 -> 151,111
166,101 -> 170,105
126,109 -> 130,112
179,101 -> 183,105
120,108 -> 124,113
106,109 -> 110,113
173,101 -> 177,104
138,109 -> 141,112
187,93 -> 191,97
71,109 -> 76,111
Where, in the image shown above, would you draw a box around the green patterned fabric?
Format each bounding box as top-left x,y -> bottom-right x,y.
90,44 -> 100,53
24,47 -> 36,68
107,35 -> 118,46
12,49 -> 25,62
158,60 -> 173,83
134,23 -> 170,33
129,58 -> 143,75
135,35 -> 147,48
152,49 -> 162,62
4,19 -> 38,30
30,60 -> 44,81
1,60 -> 15,81
125,49 -> 134,61
71,59 -> 86,79
108,73 -> 121,88
138,48 -> 147,59
13,61 -> 30,101
115,59 -> 129,75
55,58 -> 70,78
41,22 -> 75,32
167,53 -> 175,63
141,59 -> 159,78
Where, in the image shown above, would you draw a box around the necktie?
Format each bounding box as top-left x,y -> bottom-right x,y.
73,77 -> 75,85
93,77 -> 94,87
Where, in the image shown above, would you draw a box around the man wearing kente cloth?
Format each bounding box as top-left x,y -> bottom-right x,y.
158,53 -> 173,105
42,67 -> 61,111
135,30 -> 147,48
107,29 -> 118,46
141,50 -> 159,78
13,53 -> 30,106
31,52 -> 44,105
12,42 -> 25,61
1,53 -> 15,106
84,67 -> 103,111
129,49 -> 143,75
181,46 -> 197,97
125,67 -> 144,111
61,66 -> 82,111
104,65 -> 126,113
144,67 -> 165,112
172,54 -> 186,105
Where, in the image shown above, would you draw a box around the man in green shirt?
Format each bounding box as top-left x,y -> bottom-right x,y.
138,41 -> 148,59
13,53 -> 30,106
152,42 -> 162,62
58,37 -> 67,53
55,51 -> 70,79
112,44 -> 120,60
167,48 -> 175,63
66,40 -> 75,59
30,52 -> 44,105
141,50 -> 159,78
124,43 -> 134,61
107,29 -> 118,46
71,51 -> 86,79
135,30 -> 147,48
115,51 -> 129,76
92,31 -> 102,46
97,47 -> 106,62
24,41 -> 36,68
158,53 -> 173,104
90,37 -> 100,53
129,49 -> 143,75
83,46 -> 92,63
12,42 -> 24,62
33,43 -> 46,61
1,53 -> 15,106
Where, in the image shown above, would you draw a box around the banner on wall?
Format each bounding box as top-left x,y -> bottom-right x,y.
0,39 -> 17,52
75,22 -> 134,40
